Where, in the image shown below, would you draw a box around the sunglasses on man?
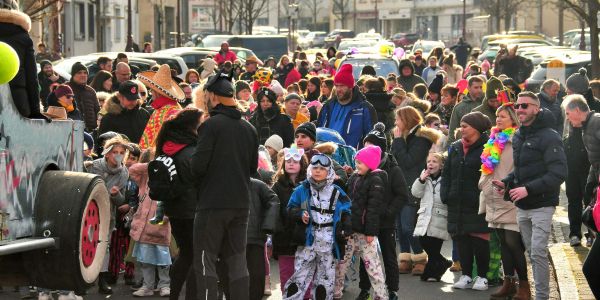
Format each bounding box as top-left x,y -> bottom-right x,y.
514,102 -> 538,110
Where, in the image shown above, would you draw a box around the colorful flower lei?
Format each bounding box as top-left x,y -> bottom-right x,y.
480,126 -> 517,175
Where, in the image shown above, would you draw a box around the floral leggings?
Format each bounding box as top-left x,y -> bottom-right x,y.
283,247 -> 336,300
334,233 -> 388,300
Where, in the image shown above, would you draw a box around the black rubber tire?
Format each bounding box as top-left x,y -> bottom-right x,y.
23,171 -> 110,293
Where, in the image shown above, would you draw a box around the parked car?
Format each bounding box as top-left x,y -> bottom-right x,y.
487,38 -> 554,48
199,35 -> 288,61
199,46 -> 256,62
391,32 -> 420,48
480,33 -> 546,50
338,53 -> 400,79
524,53 -> 591,92
53,55 -> 157,81
299,31 -> 327,48
337,38 -> 380,53
355,32 -> 383,41
477,43 -> 554,64
155,47 -> 219,70
410,40 -> 445,56
324,29 -> 356,48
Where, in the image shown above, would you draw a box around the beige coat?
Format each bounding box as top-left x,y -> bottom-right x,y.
478,138 -> 519,232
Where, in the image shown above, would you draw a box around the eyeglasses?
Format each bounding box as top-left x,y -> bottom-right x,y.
310,154 -> 331,168
514,102 -> 537,110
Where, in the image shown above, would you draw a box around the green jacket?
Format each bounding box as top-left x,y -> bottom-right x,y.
472,101 -> 496,128
447,94 -> 482,144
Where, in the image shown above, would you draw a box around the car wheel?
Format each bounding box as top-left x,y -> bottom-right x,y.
23,171 -> 110,293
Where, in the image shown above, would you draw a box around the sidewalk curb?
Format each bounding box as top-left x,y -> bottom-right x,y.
549,243 -> 578,300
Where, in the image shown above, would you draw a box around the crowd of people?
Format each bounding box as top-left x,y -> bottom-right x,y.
2,3 -> 600,299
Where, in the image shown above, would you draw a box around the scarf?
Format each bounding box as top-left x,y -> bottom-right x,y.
480,126 -> 516,175
89,158 -> 129,190
58,98 -> 75,112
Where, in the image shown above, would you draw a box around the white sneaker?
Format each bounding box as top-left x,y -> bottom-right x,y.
38,292 -> 52,300
58,291 -> 83,300
132,286 -> 154,297
159,287 -> 170,297
471,276 -> 489,291
453,275 -> 473,289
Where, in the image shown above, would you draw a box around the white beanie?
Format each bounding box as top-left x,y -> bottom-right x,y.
264,134 -> 284,152
270,80 -> 285,96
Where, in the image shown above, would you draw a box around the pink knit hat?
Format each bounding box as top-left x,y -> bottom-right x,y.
355,145 -> 382,171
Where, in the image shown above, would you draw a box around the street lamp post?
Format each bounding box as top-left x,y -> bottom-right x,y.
462,0 -> 466,40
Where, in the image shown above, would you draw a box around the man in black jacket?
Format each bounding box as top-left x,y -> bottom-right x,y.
191,72 -> 259,300
38,60 -> 66,108
98,80 -> 150,143
495,91 -> 567,300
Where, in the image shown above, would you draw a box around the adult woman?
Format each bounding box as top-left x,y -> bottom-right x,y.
284,93 -> 309,129
428,47 -> 445,68
443,54 -> 464,85
305,77 -> 321,101
91,70 -> 113,93
275,55 -> 291,85
421,56 -> 442,85
391,106 -> 441,275
319,78 -> 334,102
271,146 -> 308,295
86,136 -> 131,294
441,111 -> 492,291
432,84 -> 458,126
249,87 -> 294,146
479,104 -> 528,299
154,108 -> 204,300
390,88 -> 408,107
45,84 -> 83,121
185,69 -> 200,88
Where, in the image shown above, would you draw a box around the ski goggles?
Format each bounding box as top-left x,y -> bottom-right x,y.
310,154 -> 332,168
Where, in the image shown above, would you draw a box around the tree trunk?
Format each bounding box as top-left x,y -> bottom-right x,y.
589,0 -> 600,78
495,0 -> 501,32
504,13 -> 511,32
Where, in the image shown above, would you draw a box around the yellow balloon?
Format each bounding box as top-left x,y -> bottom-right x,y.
0,42 -> 19,84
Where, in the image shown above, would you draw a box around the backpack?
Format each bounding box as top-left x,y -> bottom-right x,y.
148,154 -> 183,202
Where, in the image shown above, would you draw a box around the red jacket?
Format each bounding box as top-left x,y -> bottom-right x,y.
214,50 -> 237,65
284,68 -> 302,88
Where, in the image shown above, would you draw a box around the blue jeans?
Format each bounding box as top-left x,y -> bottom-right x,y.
395,205 -> 423,254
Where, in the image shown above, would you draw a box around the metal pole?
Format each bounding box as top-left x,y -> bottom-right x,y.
177,0 -> 181,46
462,0 -> 466,39
278,0 -> 281,33
127,0 -> 132,50
375,0 -> 379,32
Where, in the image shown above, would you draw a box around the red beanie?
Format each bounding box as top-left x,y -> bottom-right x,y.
334,64 -> 355,89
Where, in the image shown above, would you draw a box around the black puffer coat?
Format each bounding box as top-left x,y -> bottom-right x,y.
247,178 -> 279,246
98,95 -> 150,142
163,143 -> 198,220
391,125 -> 440,206
364,92 -> 395,133
538,91 -> 563,134
249,101 -> 294,147
272,176 -> 300,257
346,170 -> 387,236
441,134 -> 490,235
502,108 -> 567,210
379,154 -> 408,229
67,81 -> 99,131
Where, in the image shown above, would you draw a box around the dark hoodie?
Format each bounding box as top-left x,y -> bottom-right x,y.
364,91 -> 396,132
191,104 -> 259,209
249,97 -> 294,147
379,153 -> 408,228
98,94 -> 150,143
397,59 -> 426,93
502,108 -> 567,210
162,138 -> 198,219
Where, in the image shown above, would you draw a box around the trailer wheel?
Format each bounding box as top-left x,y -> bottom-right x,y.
24,171 -> 110,293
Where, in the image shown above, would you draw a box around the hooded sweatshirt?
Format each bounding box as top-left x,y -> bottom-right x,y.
397,59 -> 426,93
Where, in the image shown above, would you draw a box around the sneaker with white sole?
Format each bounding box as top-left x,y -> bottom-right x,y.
471,276 -> 489,291
453,275 -> 473,289
132,286 -> 154,297
159,287 -> 170,297
38,292 -> 52,300
58,291 -> 83,300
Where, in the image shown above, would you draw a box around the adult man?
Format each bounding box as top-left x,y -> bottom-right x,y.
494,91 -> 567,300
412,55 -> 426,77
115,52 -> 140,76
35,42 -> 53,62
191,72 -> 258,300
538,79 -> 563,134
214,42 -> 237,65
450,37 -> 472,68
473,76 -> 504,123
397,59 -> 426,93
447,76 -> 485,143
283,93 -> 309,129
143,42 -> 152,53
494,45 -> 533,84
113,62 -> 132,92
98,56 -> 113,72
98,80 -> 150,143
38,60 -> 66,108
317,64 -> 378,149
562,95 -> 600,298
239,56 -> 260,82
67,62 -> 99,131
125,35 -> 140,52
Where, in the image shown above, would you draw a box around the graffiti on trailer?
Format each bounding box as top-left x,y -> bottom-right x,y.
0,84 -> 84,240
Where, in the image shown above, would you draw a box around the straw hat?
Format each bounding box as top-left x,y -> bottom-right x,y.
136,64 -> 185,102
42,106 -> 67,120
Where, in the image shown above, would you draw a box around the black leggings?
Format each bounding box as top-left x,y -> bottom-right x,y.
419,235 -> 445,264
455,234 -> 489,278
495,228 -> 527,280
170,218 -> 196,300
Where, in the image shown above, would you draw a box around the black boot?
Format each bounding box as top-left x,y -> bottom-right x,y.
98,272 -> 113,294
355,289 -> 370,300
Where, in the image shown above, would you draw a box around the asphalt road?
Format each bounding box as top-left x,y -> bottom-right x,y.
1,241 -> 495,300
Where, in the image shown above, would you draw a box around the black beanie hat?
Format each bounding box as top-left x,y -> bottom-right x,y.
461,111 -> 492,134
204,72 -> 234,97
295,122 -> 316,142
428,73 -> 444,94
257,87 -> 277,104
39,60 -> 52,70
235,80 -> 251,94
363,122 -> 388,153
71,62 -> 88,76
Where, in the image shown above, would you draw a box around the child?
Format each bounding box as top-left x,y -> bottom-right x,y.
412,152 -> 451,282
335,145 -> 389,300
284,154 -> 351,300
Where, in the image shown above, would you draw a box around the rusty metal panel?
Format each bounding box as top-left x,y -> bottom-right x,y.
0,84 -> 85,240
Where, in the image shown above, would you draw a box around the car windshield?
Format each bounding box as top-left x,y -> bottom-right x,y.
338,40 -> 379,51
413,42 -> 444,54
201,36 -> 230,47
341,58 -> 398,79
